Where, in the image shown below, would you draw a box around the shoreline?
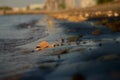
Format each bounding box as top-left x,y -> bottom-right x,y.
0,18 -> 49,52
0,14 -> 120,80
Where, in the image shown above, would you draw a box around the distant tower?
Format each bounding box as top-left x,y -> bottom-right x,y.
45,0 -> 66,11
44,0 -> 50,10
57,0 -> 66,10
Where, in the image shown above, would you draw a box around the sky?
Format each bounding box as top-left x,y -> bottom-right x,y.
0,0 -> 97,8
0,0 -> 45,7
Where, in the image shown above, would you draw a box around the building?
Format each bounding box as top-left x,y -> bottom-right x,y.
20,7 -> 27,11
28,4 -> 44,10
12,7 -> 27,11
44,0 -> 58,11
78,0 -> 97,8
44,0 -> 75,11
65,0 -> 75,9
12,7 -> 20,11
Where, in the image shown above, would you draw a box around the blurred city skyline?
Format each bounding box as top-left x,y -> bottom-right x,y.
0,0 -> 117,9
0,0 -> 45,7
0,0 -> 97,8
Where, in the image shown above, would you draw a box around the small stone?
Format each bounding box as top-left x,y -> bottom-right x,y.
92,29 -> 102,35
98,43 -> 102,47
22,50 -> 32,54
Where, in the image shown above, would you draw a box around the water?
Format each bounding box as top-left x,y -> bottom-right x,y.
0,14 -> 49,51
0,15 -> 44,39
0,15 -> 120,80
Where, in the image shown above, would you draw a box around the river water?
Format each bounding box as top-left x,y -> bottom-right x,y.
0,15 -> 120,80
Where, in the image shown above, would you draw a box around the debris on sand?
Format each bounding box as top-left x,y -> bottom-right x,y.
35,41 -> 51,51
91,29 -> 102,35
35,41 -> 57,51
21,50 -> 34,54
97,54 -> 120,61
